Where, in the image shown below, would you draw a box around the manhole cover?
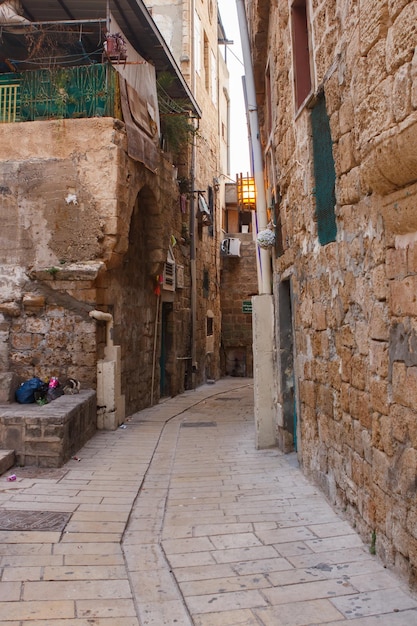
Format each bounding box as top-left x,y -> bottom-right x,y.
0,510 -> 71,531
181,422 -> 217,428
214,397 -> 242,401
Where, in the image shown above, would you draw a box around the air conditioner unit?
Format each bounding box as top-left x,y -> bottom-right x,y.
221,237 -> 241,257
163,246 -> 176,291
163,260 -> 175,291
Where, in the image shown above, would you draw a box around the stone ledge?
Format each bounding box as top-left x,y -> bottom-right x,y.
29,261 -> 105,282
361,113 -> 417,196
0,390 -> 97,468
380,180 -> 417,234
0,450 -> 15,476
0,373 -> 21,403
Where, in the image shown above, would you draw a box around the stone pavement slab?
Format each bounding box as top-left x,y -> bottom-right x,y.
0,378 -> 416,624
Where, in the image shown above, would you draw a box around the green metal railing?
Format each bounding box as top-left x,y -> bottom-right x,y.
0,64 -> 118,123
0,81 -> 20,122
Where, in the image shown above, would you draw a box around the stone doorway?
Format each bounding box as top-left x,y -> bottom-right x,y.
278,279 -> 297,452
160,301 -> 174,398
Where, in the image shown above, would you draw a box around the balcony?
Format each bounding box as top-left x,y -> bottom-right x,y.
0,64 -> 118,123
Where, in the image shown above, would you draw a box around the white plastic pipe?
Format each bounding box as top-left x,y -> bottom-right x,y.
89,310 -> 114,349
89,310 -> 113,322
235,0 -> 271,295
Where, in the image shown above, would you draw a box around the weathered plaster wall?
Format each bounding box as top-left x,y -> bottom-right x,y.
0,117 -> 194,414
0,118 -> 125,269
250,0 -> 417,586
0,119 -> 124,387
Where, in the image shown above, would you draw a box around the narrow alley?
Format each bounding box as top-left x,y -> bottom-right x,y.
0,378 -> 416,625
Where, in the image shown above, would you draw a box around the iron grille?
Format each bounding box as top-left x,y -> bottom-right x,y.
0,82 -> 20,122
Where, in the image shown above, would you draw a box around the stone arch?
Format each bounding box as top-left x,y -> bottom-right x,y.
105,183 -> 170,414
131,184 -> 167,278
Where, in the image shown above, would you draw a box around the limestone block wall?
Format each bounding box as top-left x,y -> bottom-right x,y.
0,117 -> 198,416
195,218 -> 222,384
0,118 -> 125,387
220,236 -> 258,377
249,0 -> 417,586
0,390 -> 96,467
144,0 -> 225,387
101,153 -> 195,409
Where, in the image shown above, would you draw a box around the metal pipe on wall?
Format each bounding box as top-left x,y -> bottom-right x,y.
190,118 -> 198,388
151,294 -> 161,405
235,0 -> 272,296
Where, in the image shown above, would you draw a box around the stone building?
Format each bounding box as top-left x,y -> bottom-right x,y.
146,0 -> 231,384
245,0 -> 417,587
0,0 -> 229,428
220,181 -> 258,379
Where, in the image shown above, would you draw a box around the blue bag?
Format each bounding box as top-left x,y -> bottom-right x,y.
15,378 -> 44,404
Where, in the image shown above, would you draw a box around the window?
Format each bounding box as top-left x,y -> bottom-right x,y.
204,32 -> 209,91
311,93 -> 337,245
203,269 -> 209,298
265,63 -> 272,137
211,48 -> 217,105
208,185 -> 214,237
291,0 -> 312,110
194,12 -> 201,75
207,316 -> 213,336
208,0 -> 214,23
206,310 -> 214,354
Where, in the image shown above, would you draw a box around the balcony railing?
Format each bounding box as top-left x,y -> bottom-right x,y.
0,64 -> 119,123
0,81 -> 20,122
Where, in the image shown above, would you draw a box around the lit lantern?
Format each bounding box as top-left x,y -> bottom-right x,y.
236,174 -> 256,211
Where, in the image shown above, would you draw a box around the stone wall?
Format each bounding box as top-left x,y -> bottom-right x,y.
0,119 -> 124,388
143,0 -> 226,387
0,390 -> 96,467
249,0 -> 417,587
0,117 -> 199,417
220,236 -> 258,377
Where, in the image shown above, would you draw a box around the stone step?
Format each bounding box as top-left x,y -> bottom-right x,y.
0,450 -> 15,476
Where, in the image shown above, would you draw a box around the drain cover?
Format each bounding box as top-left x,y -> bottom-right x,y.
181,422 -> 217,428
214,397 -> 242,401
0,510 -> 71,532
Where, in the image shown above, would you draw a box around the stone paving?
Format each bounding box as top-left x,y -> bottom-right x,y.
0,377 -> 416,625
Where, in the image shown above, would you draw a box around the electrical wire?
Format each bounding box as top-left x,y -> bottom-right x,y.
9,46 -> 103,67
227,46 -> 244,67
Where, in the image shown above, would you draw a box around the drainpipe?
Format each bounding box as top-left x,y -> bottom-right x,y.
236,0 -> 271,295
89,309 -> 125,430
191,0 -> 196,94
190,118 -> 198,389
236,0 -> 276,449
187,0 -> 198,389
89,310 -> 113,349
226,89 -> 231,177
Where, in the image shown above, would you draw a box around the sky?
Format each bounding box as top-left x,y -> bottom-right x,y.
217,0 -> 251,179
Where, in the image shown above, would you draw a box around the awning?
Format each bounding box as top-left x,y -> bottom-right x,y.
7,0 -> 201,116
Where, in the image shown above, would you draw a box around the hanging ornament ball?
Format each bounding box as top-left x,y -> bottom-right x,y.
256,228 -> 276,249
